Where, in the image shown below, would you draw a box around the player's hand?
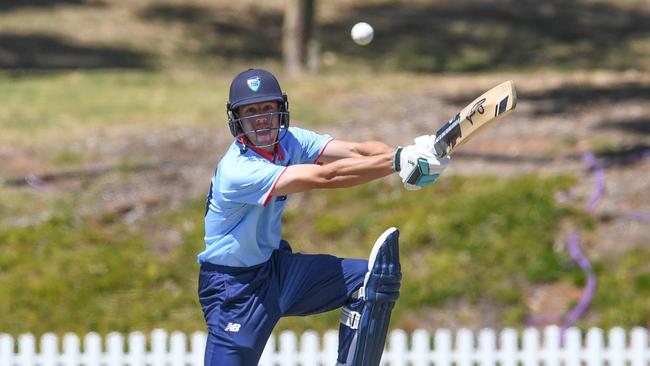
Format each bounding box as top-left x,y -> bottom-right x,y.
393,144 -> 450,190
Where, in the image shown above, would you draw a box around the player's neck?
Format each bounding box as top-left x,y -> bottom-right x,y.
237,137 -> 283,162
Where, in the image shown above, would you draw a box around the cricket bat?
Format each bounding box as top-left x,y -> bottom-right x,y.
433,80 -> 517,158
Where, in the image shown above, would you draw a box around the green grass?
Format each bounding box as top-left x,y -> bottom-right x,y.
594,248 -> 650,328
0,199 -> 206,336
279,175 -> 593,332
6,173 -> 641,336
0,71 -> 225,143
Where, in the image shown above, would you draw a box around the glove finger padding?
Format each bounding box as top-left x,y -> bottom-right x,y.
394,145 -> 450,190
413,134 -> 436,155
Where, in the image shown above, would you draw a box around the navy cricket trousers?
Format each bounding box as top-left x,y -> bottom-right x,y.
198,241 -> 367,366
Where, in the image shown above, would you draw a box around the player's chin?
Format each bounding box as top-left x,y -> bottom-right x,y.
254,132 -> 275,146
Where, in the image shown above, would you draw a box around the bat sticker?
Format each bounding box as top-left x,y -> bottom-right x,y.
495,96 -> 509,116
433,113 -> 462,157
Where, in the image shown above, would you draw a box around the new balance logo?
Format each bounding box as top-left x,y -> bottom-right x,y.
224,322 -> 241,332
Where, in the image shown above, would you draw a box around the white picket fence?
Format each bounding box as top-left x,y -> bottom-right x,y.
1,326 -> 649,365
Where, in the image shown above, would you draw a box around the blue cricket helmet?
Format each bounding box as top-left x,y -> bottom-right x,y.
227,68 -> 290,138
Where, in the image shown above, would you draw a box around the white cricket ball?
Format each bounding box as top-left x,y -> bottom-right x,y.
351,22 -> 374,46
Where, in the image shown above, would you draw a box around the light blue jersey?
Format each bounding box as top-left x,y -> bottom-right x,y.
199,127 -> 333,267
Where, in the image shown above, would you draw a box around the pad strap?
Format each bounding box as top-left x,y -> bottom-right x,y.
340,306 -> 362,330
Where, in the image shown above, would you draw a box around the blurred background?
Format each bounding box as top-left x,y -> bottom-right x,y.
0,0 -> 648,337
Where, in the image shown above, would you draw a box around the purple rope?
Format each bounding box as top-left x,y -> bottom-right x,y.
560,231 -> 597,343
25,175 -> 49,191
528,150 -> 650,330
559,152 -> 604,344
622,210 -> 650,222
582,152 -> 606,212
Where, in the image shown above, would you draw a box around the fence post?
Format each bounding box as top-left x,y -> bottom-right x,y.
521,328 -> 540,366
432,328 -> 452,366
455,328 -> 474,366
106,332 -> 124,366
585,327 -> 604,365
322,330 -> 338,366
279,331 -> 298,365
40,333 -> 58,366
62,333 -> 80,366
299,330 -> 319,366
190,332 -> 206,366
150,329 -> 168,366
630,327 -> 648,366
543,326 -> 561,366
0,334 -> 14,366
563,327 -> 582,366
478,328 -> 496,366
128,331 -> 146,366
498,328 -> 518,366
411,329 -> 431,366
608,327 -> 626,366
17,334 -> 36,366
83,332 -> 101,366
386,329 -> 408,366
169,331 -> 187,366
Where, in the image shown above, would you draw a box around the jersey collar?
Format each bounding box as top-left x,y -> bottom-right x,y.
237,137 -> 285,162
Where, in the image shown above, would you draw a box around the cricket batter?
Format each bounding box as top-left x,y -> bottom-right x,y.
198,68 -> 449,365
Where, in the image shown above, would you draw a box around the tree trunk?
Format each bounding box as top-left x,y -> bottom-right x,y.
283,0 -> 317,76
304,0 -> 319,74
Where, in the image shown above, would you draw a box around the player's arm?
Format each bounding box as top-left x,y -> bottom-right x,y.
318,139 -> 394,163
270,137 -> 450,195
270,151 -> 395,196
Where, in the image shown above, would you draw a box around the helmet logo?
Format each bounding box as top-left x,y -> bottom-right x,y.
247,77 -> 261,92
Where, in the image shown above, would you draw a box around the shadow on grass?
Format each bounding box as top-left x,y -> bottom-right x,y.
0,0 -> 104,12
452,144 -> 650,168
138,3 -> 282,60
0,34 -> 151,71
322,0 -> 650,72
442,83 -> 650,117
597,117 -> 650,135
524,84 -> 650,115
8,1 -> 642,72
138,0 -> 649,72
596,144 -> 650,167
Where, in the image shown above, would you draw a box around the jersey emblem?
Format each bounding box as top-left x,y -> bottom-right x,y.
247,77 -> 260,92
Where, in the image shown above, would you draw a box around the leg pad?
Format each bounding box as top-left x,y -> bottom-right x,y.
344,227 -> 401,366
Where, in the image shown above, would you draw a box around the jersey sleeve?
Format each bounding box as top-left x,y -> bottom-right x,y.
218,157 -> 286,206
289,126 -> 334,164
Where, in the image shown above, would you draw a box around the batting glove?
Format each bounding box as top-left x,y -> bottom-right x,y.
393,143 -> 450,190
413,134 -> 438,156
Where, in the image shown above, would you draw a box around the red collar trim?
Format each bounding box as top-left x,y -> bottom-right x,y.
237,137 -> 285,162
